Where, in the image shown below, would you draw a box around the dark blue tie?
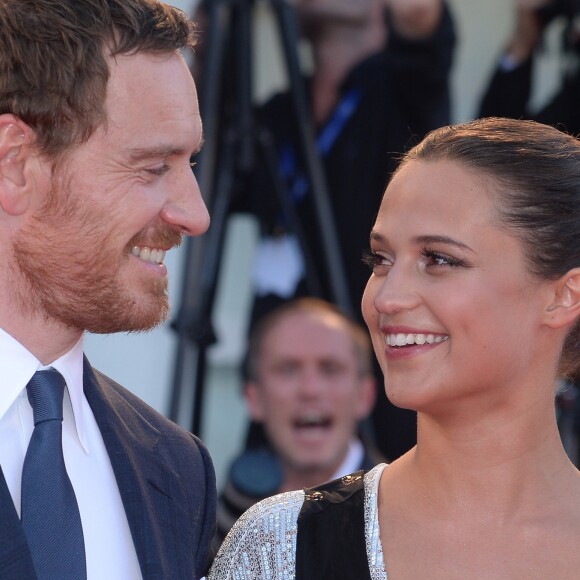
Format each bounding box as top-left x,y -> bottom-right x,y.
21,369 -> 87,579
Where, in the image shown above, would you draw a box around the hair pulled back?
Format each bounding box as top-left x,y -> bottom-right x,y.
399,117 -> 580,375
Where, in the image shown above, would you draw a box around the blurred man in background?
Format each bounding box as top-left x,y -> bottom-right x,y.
213,298 -> 382,549
191,0 -> 455,461
244,0 -> 456,461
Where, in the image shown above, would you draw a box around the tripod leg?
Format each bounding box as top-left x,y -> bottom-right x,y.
169,0 -> 259,434
256,127 -> 324,298
270,0 -> 353,315
189,136 -> 239,434
168,0 -> 234,428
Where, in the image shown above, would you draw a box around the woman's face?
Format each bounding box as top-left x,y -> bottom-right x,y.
362,159 -> 554,415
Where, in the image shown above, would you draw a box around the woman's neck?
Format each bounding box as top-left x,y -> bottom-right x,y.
404,403 -> 577,517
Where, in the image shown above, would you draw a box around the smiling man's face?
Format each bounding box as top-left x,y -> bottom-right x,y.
12,51 -> 209,334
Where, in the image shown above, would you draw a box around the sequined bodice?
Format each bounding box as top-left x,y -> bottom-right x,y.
208,463 -> 388,579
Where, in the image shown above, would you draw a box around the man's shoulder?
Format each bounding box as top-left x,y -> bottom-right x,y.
85,364 -> 203,451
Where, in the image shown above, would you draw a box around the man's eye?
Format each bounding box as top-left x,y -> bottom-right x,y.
147,164 -> 170,176
321,362 -> 343,376
275,362 -> 298,376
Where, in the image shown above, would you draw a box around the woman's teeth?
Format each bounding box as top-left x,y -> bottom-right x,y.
386,333 -> 448,347
131,245 -> 166,264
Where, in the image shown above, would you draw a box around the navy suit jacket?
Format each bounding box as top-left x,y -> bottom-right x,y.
0,358 -> 217,579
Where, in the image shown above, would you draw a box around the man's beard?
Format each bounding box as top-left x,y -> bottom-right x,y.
11,178 -> 181,334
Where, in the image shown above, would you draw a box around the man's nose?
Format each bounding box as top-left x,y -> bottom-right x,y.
160,168 -> 210,237
298,367 -> 326,397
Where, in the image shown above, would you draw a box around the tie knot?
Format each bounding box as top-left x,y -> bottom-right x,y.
26,369 -> 66,425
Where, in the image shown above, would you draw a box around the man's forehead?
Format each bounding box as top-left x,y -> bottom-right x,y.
271,309 -> 347,335
99,49 -> 201,152
105,50 -> 197,113
263,314 -> 356,359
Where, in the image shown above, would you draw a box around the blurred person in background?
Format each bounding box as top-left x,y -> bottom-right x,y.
245,0 -> 454,326
235,0 -> 456,463
480,0 -> 580,134
212,298 -> 382,551
560,359 -> 580,464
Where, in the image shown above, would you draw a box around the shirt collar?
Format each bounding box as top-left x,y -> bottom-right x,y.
0,328 -> 89,452
330,437 -> 365,481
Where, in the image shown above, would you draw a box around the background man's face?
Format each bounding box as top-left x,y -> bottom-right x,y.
246,311 -> 374,478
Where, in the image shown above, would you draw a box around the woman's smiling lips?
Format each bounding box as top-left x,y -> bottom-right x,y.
380,326 -> 449,359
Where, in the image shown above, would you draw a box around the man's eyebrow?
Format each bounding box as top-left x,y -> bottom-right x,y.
127,138 -> 205,162
127,146 -> 186,162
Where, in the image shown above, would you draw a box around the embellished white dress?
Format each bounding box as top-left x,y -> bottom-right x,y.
208,463 -> 388,579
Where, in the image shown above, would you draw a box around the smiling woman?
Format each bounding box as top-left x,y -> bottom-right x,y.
209,117 -> 580,579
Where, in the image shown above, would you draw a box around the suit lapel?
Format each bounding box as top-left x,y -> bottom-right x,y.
0,467 -> 37,579
82,360 -> 186,579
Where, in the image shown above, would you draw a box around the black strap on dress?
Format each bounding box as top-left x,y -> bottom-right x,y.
295,470 -> 372,579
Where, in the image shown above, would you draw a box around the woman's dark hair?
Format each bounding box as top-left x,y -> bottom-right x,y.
397,117 -> 580,375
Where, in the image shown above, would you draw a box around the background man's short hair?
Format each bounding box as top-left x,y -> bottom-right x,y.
244,297 -> 374,382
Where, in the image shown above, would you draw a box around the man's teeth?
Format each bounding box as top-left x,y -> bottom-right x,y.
386,333 -> 448,347
131,245 -> 166,264
295,414 -> 331,428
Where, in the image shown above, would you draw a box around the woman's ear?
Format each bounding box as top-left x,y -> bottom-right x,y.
0,115 -> 38,216
544,268 -> 580,330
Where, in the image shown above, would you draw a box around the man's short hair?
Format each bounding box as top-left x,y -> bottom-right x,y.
245,298 -> 374,382
0,0 -> 196,158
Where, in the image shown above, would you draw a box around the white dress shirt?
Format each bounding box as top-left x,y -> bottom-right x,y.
0,328 -> 142,579
330,437 -> 365,481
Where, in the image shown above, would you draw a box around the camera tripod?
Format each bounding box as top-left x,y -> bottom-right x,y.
168,0 -> 352,435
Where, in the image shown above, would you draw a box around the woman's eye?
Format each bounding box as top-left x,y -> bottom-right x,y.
421,248 -> 464,269
362,249 -> 393,273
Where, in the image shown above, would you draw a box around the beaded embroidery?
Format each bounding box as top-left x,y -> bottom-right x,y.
208,464 -> 388,579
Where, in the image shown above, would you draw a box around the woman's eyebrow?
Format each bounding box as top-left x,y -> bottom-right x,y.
413,234 -> 474,253
369,231 -> 474,253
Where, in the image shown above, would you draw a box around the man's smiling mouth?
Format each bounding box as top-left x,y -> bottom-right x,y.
131,245 -> 166,265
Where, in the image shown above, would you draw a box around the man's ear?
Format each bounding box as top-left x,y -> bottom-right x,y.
0,115 -> 37,216
244,381 -> 266,422
544,268 -> 580,330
